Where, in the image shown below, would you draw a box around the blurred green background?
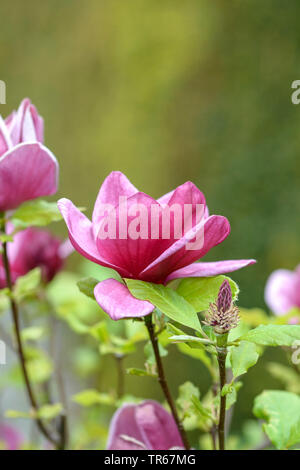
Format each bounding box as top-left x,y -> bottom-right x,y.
1,0 -> 300,446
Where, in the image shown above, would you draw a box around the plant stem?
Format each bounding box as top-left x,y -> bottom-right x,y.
144,314 -> 190,450
0,216 -> 60,449
216,333 -> 228,451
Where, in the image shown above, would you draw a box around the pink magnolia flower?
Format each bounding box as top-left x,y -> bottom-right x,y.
107,401 -> 183,450
58,171 -> 255,320
0,227 -> 71,288
0,98 -> 58,211
0,424 -> 22,450
265,265 -> 300,316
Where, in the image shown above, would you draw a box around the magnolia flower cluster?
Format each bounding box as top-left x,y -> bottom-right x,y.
0,99 -> 67,285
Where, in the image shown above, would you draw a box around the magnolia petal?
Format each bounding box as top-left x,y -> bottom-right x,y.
57,198 -> 129,276
94,279 -> 154,320
0,143 -> 58,211
264,269 -> 300,315
165,259 -> 256,283
0,116 -> 12,156
141,215 -> 230,282
136,401 -> 183,450
96,192 -> 169,277
92,171 -> 138,237
107,404 -> 146,450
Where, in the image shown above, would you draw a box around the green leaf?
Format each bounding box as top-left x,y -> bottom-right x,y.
126,367 -> 157,378
12,200 -> 62,228
21,326 -> 45,342
77,268 -> 123,300
177,381 -> 200,418
77,277 -> 99,300
176,275 -> 239,312
5,409 -> 32,419
37,404 -> 63,420
253,391 -> 300,449
221,381 -> 243,410
72,389 -> 115,407
241,325 -> 300,347
14,268 -> 41,301
125,279 -> 201,331
169,334 -> 212,346
230,341 -> 260,378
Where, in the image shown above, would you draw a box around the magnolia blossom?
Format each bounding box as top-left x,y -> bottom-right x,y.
58,171 -> 255,320
265,265 -> 300,316
0,424 -> 22,450
0,227 -> 71,287
0,98 -> 58,211
107,401 -> 183,450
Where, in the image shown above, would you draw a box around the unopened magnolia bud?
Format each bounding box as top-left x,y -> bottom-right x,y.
203,280 -> 239,334
217,280 -> 232,313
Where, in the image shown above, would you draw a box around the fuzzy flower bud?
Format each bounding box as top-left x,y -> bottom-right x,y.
204,280 -> 239,334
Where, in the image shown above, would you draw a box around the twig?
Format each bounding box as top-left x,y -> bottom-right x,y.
144,314 -> 190,450
0,216 -> 60,448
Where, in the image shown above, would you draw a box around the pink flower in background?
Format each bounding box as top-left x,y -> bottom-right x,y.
0,424 -> 22,450
107,401 -> 183,450
0,227 -> 71,287
0,98 -> 58,211
58,171 -> 255,320
265,265 -> 300,317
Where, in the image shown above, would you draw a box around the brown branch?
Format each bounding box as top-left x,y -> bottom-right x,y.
0,216 -> 60,448
144,314 -> 190,450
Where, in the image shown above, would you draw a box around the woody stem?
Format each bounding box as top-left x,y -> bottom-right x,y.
144,314 -> 190,450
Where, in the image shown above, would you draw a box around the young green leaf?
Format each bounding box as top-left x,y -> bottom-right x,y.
253,390 -> 300,449
37,404 -> 63,420
230,341 -> 260,378
72,389 -> 115,407
176,275 -> 239,312
14,268 -> 41,301
12,200 -> 62,228
126,368 -> 157,378
241,325 -> 300,347
77,277 -> 99,300
125,279 -> 201,331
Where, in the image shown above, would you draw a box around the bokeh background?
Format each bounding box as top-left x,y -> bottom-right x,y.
1,0 -> 300,448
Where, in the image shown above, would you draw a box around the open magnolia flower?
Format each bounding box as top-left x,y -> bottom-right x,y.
58,171 -> 255,320
0,98 -> 58,211
265,265 -> 300,317
107,401 -> 183,450
0,226 -> 71,288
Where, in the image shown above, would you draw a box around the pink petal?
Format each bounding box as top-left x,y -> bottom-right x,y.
26,104 -> 44,143
141,215 -> 230,282
0,424 -> 22,450
0,143 -> 58,211
264,269 -> 300,315
166,259 -> 256,283
7,98 -> 30,145
107,404 -> 146,450
96,192 -> 170,278
0,116 -> 12,156
136,401 -> 183,450
94,279 -> 154,320
57,198 -> 129,277
92,171 -> 138,237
